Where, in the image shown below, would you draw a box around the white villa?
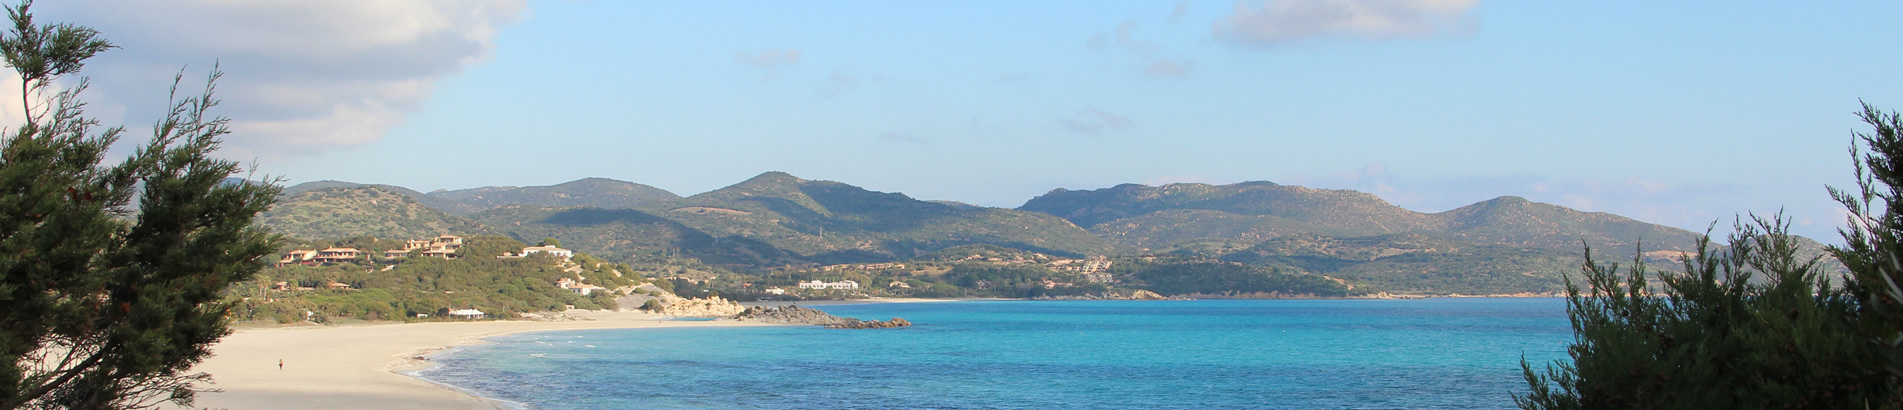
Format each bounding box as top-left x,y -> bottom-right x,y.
522,246 -> 574,260
554,277 -> 603,295
499,245 -> 575,261
312,247 -> 361,264
446,309 -> 485,319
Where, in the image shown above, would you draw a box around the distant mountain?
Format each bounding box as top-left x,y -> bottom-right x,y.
1206,233 -> 1583,294
258,186 -> 490,240
430,177 -> 679,213
281,180 -> 479,214
1017,181 -> 1726,294
1020,182 -> 1701,253
256,174 -> 1810,295
282,178 -> 681,216
471,205 -> 794,266
644,172 -> 1119,262
1432,196 -> 1700,252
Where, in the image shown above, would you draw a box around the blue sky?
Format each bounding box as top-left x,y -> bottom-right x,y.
41,1 -> 1903,242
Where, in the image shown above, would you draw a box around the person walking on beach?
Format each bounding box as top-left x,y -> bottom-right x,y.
278,359 -> 283,370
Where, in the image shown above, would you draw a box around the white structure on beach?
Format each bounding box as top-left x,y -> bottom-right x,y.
797,280 -> 859,290
446,309 -> 485,319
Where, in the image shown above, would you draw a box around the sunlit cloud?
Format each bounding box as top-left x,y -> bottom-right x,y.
1089,20 -> 1194,79
1060,108 -> 1134,134
1144,59 -> 1192,78
1169,2 -> 1192,23
1213,0 -> 1480,48
40,0 -> 529,160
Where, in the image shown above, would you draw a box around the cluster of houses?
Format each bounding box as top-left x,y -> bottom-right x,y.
798,279 -> 861,290
761,279 -> 862,295
275,235 -> 585,269
1048,256 -> 1115,283
276,235 -> 466,266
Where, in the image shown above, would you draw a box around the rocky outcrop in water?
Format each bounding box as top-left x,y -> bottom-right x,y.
732,305 -> 911,329
826,317 -> 911,329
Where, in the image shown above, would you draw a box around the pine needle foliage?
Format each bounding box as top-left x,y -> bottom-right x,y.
0,3 -> 278,409
1831,102 -> 1903,387
1520,104 -> 1903,409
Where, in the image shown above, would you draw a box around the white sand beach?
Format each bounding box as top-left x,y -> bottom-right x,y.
177,298 -> 959,409
177,310 -> 765,410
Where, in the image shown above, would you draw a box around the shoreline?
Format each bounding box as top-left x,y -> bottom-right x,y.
175,297 -> 966,410
175,296 -> 1555,409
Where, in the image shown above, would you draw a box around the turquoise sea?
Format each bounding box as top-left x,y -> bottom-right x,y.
418,299 -> 1572,409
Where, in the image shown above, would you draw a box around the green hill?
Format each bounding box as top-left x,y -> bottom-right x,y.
647,172 -> 1120,263
258,186 -> 490,240
1433,196 -> 1700,252
472,205 -> 795,266
1021,181 -> 1701,253
1022,181 -> 1433,233
283,180 -> 483,215
1208,233 -> 1581,294
429,177 -> 680,212
230,235 -> 642,323
256,175 -> 1798,296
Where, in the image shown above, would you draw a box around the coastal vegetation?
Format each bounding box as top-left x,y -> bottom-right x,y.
1113,258 -> 1352,297
229,235 -> 642,323
0,5 -> 275,408
1519,104 -> 1903,408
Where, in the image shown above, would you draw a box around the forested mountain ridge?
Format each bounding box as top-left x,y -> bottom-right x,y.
259,186 -> 493,240
643,172 -> 1120,262
281,180 -> 480,214
429,177 -> 680,213
1020,181 -> 1703,253
472,205 -> 797,266
281,177 -> 680,216
256,174 -> 1824,295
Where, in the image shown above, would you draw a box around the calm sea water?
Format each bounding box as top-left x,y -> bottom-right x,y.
418,299 -> 1572,409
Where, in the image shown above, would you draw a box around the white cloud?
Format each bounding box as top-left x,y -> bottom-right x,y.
1089,20 -> 1194,78
37,0 -> 528,159
1144,59 -> 1191,78
1212,0 -> 1480,48
1060,108 -> 1134,134
819,70 -> 859,98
